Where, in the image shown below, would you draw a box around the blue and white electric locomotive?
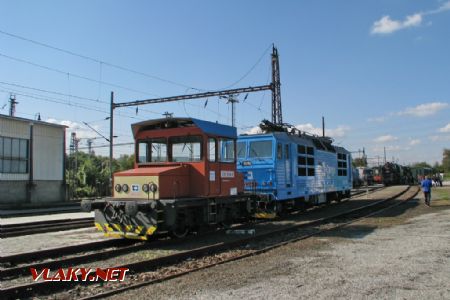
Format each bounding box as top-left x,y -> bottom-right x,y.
237,121 -> 352,212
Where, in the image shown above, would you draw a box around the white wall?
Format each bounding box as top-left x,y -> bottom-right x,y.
0,116 -> 65,181
0,116 -> 30,180
33,124 -> 64,181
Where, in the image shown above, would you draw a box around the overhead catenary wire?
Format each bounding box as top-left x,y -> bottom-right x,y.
0,30 -> 274,118
0,29 -> 197,90
0,81 -> 161,117
0,52 -> 160,98
0,29 -> 272,93
0,30 -> 277,127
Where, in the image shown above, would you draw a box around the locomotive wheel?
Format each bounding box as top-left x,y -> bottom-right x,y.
171,226 -> 189,238
275,202 -> 286,216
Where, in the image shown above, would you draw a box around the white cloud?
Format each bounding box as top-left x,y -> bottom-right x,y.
409,139 -> 421,146
368,102 -> 448,122
429,135 -> 450,142
327,126 -> 351,138
371,1 -> 450,35
398,102 -> 448,117
371,14 -> 422,35
439,123 -> 450,133
244,126 -> 263,135
372,145 -> 410,152
295,123 -> 322,136
426,1 -> 450,14
46,118 -> 99,139
295,123 -> 350,138
374,135 -> 398,143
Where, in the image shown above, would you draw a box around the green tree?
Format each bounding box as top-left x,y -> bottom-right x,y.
116,154 -> 135,171
352,157 -> 367,167
411,162 -> 432,169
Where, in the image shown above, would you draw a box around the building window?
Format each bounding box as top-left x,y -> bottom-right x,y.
0,136 -> 29,174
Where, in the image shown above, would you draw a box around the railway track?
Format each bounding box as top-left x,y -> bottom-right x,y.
1,185 -> 413,299
0,186 -> 382,241
0,217 -> 94,238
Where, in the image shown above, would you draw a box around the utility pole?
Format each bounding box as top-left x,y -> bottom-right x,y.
228,95 -> 238,127
9,94 -> 18,117
322,116 -> 325,137
384,147 -> 387,164
69,132 -> 79,199
87,139 -> 93,155
109,91 -> 114,193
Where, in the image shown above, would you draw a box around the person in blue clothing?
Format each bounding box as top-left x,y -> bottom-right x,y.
421,176 -> 433,206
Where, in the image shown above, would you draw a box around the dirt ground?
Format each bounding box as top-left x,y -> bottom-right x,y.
112,185 -> 450,300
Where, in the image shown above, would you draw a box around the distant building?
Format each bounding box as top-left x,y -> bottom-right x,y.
0,114 -> 67,205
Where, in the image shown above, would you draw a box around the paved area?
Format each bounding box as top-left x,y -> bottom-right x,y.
0,227 -> 111,256
113,187 -> 450,300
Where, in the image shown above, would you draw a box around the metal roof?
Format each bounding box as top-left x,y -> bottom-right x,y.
0,114 -> 67,129
131,117 -> 236,138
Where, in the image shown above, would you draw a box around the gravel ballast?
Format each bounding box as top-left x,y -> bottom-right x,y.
112,188 -> 450,300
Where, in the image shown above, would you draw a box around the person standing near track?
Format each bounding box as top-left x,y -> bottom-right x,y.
421,176 -> 433,206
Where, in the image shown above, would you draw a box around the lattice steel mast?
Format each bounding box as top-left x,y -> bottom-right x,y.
271,45 -> 282,125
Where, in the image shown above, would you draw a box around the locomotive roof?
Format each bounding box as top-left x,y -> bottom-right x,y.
131,117 -> 237,139
239,131 -> 350,154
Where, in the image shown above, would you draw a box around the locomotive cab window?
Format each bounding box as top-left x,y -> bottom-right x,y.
208,138 -> 216,162
219,138 -> 235,163
237,141 -> 246,159
249,140 -> 273,158
170,136 -> 202,162
137,138 -> 167,163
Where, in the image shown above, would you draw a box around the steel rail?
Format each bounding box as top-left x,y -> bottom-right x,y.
1,186 -> 413,299
84,186 -> 418,300
0,217 -> 94,238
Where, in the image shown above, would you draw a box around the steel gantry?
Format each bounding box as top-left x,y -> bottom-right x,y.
108,45 -> 283,185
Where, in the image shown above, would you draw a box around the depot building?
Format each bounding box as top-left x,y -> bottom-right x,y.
0,114 -> 67,205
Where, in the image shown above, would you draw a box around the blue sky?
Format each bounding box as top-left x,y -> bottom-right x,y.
0,0 -> 449,165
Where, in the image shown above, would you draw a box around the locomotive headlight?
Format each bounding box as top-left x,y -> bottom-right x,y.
149,183 -> 158,193
122,184 -> 129,193
142,184 -> 150,193
114,184 -> 122,193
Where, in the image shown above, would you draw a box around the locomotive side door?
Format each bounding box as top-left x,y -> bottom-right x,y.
207,137 -> 221,195
285,144 -> 292,187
